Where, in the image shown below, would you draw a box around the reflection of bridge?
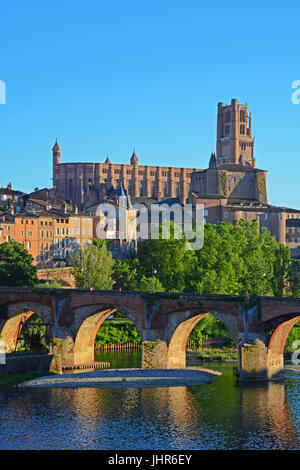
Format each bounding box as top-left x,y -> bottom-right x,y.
1,287 -> 300,380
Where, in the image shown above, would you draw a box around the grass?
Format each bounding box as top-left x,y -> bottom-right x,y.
187,346 -> 238,362
0,371 -> 59,385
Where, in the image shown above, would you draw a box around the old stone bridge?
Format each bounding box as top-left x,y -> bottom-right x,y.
1,286 -> 300,380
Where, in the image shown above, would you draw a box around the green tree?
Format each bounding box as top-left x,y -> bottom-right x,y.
70,244 -> 115,290
288,259 -> 300,297
0,241 -> 37,287
191,221 -> 291,297
21,314 -> 51,354
113,258 -> 140,290
134,275 -> 165,292
136,222 -> 197,292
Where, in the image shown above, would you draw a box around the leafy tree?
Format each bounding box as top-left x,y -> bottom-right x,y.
21,314 -> 51,354
70,244 -> 115,290
191,221 -> 291,297
0,241 -> 37,286
134,275 -> 165,292
95,321 -> 140,345
135,221 -> 197,292
189,314 -> 234,347
288,259 -> 300,297
113,258 -> 140,290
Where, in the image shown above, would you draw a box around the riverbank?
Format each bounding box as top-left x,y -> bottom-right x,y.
0,371 -> 58,386
18,367 -> 222,389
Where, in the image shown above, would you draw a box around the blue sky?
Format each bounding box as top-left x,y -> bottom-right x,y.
0,0 -> 299,208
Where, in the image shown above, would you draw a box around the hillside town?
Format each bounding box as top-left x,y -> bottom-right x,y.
1,99 -> 299,270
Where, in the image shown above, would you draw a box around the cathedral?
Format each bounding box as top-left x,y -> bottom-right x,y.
52,98 -> 300,255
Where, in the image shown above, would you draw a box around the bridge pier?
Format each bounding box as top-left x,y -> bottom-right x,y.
141,339 -> 186,369
238,339 -> 284,381
53,336 -> 96,370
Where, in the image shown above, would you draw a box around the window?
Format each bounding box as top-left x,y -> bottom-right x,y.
151,181 -> 155,197
162,182 -> 168,197
27,231 -> 32,236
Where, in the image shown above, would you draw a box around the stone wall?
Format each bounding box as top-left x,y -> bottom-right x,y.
0,353 -> 59,376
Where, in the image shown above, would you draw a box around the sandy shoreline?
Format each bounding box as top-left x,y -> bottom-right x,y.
18,367 -> 222,389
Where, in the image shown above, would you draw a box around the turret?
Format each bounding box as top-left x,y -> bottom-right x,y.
52,139 -> 61,189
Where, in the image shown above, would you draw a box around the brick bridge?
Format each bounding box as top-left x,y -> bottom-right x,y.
1,287 -> 300,380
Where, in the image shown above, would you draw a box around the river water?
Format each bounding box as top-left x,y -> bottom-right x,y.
0,351 -> 300,450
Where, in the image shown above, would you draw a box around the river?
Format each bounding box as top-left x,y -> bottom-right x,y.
0,351 -> 300,450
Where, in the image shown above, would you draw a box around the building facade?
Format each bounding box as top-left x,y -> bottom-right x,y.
52,142 -> 201,209
188,99 -> 300,254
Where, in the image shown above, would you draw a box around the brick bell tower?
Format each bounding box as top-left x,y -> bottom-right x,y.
216,98 -> 255,168
52,139 -> 61,189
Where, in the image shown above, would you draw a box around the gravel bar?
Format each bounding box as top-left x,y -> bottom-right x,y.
18,367 -> 222,389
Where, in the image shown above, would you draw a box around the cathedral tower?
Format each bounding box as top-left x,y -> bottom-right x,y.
216,99 -> 255,168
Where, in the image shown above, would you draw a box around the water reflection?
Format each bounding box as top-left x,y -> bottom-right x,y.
236,380 -> 299,449
0,354 -> 300,449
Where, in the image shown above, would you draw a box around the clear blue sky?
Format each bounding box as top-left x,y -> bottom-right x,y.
0,0 -> 299,208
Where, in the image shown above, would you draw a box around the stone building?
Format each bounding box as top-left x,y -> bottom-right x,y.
48,97 -> 300,256
52,141 -> 200,209
11,211 -> 93,267
0,183 -> 24,213
188,99 -> 300,254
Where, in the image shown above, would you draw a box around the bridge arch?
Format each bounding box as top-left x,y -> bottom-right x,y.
145,307 -> 238,369
268,314 -> 300,356
0,302 -> 52,352
167,310 -> 238,368
69,304 -> 144,367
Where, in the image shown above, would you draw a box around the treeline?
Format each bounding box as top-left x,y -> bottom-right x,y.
112,221 -> 299,297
